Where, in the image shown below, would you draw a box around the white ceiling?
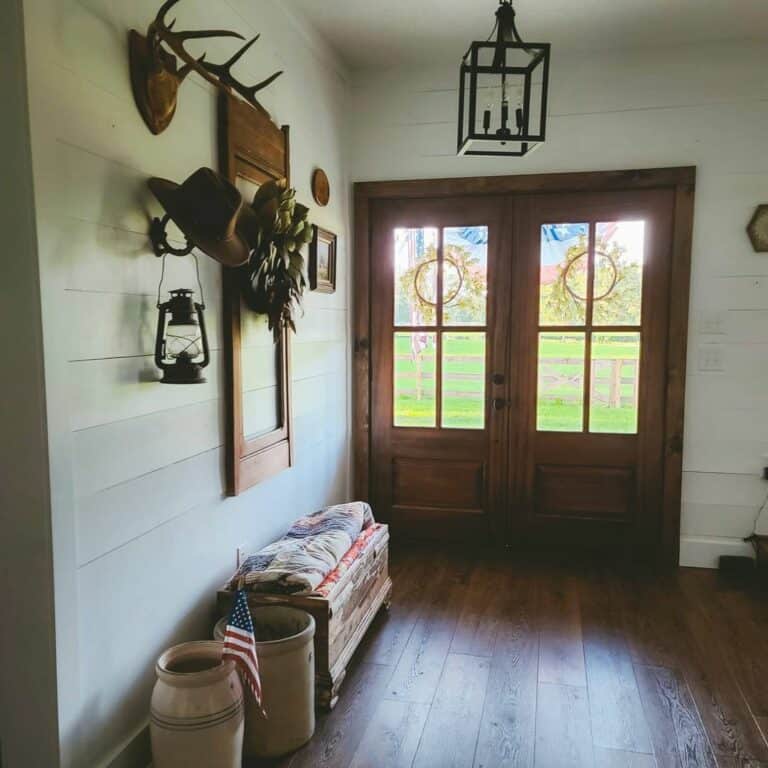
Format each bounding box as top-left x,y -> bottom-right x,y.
288,0 -> 768,71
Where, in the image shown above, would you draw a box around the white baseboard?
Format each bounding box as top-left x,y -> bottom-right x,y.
679,535 -> 754,569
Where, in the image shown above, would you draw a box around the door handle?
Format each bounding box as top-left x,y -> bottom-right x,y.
492,397 -> 508,411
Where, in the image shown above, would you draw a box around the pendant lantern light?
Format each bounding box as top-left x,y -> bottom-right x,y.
458,0 -> 550,157
154,258 -> 210,385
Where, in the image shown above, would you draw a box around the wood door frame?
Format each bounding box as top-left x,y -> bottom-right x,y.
354,166 -> 696,566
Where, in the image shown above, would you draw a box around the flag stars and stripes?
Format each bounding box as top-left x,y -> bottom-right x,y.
223,590 -> 265,716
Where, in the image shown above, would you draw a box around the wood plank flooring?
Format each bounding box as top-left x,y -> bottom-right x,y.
248,546 -> 768,768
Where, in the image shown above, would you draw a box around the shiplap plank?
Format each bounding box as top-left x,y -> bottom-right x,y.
354,42 -> 768,131
293,307 -> 348,341
76,447 -> 222,566
293,341 -> 348,381
351,95 -> 768,179
66,289 -> 222,362
684,375 -> 768,426
681,502 -> 759,539
73,398 -> 222,497
683,437 -> 768,477
682,472 -> 765,507
36,60 -> 215,187
58,217 -> 221,296
68,353 -> 223,432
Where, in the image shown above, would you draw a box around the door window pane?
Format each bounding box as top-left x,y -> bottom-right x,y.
443,227 -> 488,326
537,332 -> 586,432
593,221 -> 645,326
394,332 -> 437,427
442,333 -> 486,429
394,228 -> 438,326
539,223 -> 589,326
589,333 -> 640,434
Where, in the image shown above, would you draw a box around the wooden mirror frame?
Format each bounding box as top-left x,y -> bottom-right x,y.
219,93 -> 293,495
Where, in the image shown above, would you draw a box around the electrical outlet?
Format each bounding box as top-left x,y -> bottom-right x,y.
698,345 -> 725,372
236,544 -> 249,568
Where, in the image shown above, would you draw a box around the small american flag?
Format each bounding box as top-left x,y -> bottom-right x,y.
222,590 -> 265,715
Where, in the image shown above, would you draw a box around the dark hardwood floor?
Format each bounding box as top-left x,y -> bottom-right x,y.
249,545 -> 768,768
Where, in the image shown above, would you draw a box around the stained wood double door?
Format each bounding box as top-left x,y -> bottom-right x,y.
370,187 -> 678,558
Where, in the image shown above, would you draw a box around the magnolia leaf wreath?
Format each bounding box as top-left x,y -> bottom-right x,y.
238,179 -> 313,342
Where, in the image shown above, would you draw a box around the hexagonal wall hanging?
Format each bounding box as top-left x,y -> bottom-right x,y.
747,205 -> 768,252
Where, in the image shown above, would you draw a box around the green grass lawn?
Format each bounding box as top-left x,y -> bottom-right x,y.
394,332 -> 640,432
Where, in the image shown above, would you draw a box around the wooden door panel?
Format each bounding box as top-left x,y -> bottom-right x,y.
393,458 -> 485,510
534,465 -> 634,522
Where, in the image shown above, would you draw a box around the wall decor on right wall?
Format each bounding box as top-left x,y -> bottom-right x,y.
309,226 -> 337,293
747,204 -> 768,252
312,168 -> 330,207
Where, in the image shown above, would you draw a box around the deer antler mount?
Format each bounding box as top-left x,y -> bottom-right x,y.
129,0 -> 283,135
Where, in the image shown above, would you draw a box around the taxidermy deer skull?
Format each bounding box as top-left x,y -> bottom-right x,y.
129,0 -> 283,134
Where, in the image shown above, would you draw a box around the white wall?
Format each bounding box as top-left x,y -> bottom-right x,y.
0,2 -> 60,765
348,41 -> 768,568
21,1 -> 351,765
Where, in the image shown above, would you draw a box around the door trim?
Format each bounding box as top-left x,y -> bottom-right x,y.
354,166 -> 696,566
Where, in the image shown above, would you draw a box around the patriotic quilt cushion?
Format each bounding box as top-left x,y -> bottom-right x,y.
228,502 -> 375,595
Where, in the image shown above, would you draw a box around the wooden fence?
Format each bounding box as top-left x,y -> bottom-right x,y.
396,355 -> 638,408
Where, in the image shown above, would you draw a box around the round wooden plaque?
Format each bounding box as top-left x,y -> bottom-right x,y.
312,168 -> 330,207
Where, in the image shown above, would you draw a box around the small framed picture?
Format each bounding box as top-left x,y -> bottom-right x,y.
309,226 -> 337,293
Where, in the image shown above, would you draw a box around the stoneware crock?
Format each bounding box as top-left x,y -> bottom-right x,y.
215,606 -> 316,757
150,640 -> 243,768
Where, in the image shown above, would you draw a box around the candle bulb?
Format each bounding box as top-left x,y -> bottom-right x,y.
515,107 -> 524,136
501,100 -> 510,132
483,108 -> 492,134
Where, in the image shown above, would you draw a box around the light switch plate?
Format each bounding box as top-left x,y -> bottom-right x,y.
698,345 -> 725,372
699,310 -> 727,335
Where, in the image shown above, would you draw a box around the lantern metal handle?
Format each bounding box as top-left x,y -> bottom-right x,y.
154,300 -> 171,372
156,252 -> 206,309
195,301 -> 211,369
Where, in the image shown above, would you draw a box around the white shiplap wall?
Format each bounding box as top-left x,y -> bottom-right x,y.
348,42 -> 768,568
21,1 -> 351,766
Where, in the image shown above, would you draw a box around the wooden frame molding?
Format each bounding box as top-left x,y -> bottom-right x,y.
354,166 -> 696,566
219,93 -> 294,495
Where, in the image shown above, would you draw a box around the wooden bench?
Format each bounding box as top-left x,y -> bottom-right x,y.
217,524 -> 392,710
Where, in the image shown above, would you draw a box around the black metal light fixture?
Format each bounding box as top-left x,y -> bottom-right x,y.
146,167 -> 253,385
458,0 -> 550,157
154,260 -> 210,384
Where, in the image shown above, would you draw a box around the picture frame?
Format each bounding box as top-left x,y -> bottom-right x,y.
309,226 -> 337,293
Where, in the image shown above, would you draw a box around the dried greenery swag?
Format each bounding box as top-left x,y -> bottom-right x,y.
238,179 -> 313,342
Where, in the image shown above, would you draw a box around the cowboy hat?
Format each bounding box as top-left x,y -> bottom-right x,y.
148,167 -> 251,268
